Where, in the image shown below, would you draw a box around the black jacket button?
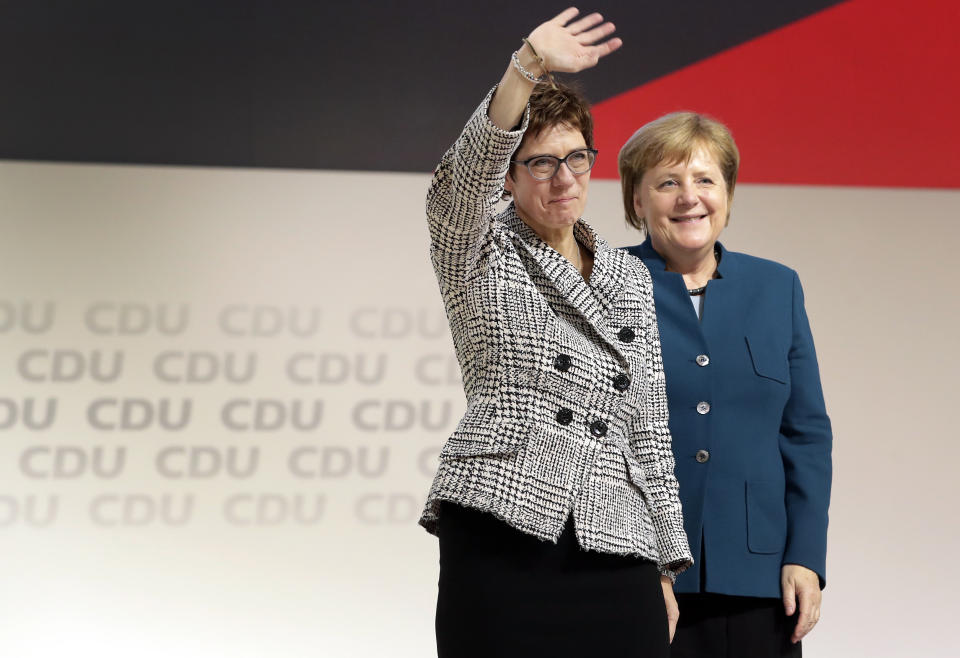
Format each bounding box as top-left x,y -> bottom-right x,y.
590,420 -> 608,437
617,327 -> 636,343
553,354 -> 572,372
556,408 -> 574,425
613,373 -> 631,392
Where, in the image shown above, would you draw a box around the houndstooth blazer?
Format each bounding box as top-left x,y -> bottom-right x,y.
419,88 -> 692,578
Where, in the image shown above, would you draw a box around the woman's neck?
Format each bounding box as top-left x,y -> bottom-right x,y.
517,212 -> 581,269
545,231 -> 580,263
662,245 -> 718,290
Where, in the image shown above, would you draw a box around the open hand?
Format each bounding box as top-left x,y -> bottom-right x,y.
526,7 -> 622,74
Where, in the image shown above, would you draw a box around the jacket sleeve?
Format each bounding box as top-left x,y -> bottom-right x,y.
638,281 -> 693,581
779,271 -> 833,588
425,86 -> 527,288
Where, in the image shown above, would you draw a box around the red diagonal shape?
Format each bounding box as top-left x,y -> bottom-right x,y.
592,0 -> 960,188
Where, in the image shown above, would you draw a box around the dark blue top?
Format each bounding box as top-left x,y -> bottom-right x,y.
626,237 -> 832,597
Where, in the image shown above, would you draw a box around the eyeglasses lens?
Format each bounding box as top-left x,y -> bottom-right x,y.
526,149 -> 596,179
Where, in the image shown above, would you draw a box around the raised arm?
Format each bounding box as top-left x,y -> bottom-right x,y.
426,8 -> 621,282
488,7 -> 622,129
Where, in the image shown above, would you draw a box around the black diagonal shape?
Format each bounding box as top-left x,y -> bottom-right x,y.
0,0 -> 842,172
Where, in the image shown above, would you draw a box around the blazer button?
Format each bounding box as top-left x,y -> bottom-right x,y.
556,408 -> 574,425
617,327 -> 636,343
696,354 -> 710,367
695,449 -> 710,463
612,373 -> 631,392
696,401 -> 711,415
554,354 -> 572,372
590,420 -> 608,437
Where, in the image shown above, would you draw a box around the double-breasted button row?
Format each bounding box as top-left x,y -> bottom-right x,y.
555,408 -> 608,439
554,353 -> 629,394
695,449 -> 710,463
590,420 -> 608,437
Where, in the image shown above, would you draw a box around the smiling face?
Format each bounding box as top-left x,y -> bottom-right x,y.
633,145 -> 730,264
505,123 -> 590,241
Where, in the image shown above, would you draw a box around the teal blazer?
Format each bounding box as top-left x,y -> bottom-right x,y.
626,238 -> 832,597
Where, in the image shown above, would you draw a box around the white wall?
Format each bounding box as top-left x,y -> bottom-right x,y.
0,160 -> 956,656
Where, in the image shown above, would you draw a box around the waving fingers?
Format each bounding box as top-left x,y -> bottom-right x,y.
564,11 -> 605,34
527,8 -> 622,74
551,7 -> 582,26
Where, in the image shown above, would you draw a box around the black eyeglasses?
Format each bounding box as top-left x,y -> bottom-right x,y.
511,148 -> 599,180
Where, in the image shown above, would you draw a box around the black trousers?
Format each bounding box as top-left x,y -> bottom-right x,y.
435,502 -> 669,658
671,593 -> 802,658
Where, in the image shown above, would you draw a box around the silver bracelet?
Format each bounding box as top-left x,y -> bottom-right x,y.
511,50 -> 543,84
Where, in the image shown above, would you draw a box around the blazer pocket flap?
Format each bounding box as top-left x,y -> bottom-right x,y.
745,335 -> 789,384
746,480 -> 787,554
439,403 -> 532,459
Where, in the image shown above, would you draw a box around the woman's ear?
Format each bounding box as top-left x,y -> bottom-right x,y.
504,169 -> 514,194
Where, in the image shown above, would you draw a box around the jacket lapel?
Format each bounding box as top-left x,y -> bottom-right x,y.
503,208 -> 628,365
577,221 -> 625,322
633,236 -> 739,337
697,240 -> 745,336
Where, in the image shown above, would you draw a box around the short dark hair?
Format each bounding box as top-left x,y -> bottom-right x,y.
523,81 -> 594,151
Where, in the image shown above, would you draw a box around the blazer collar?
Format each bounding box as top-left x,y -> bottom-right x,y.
503,206 -> 628,364
635,235 -> 736,279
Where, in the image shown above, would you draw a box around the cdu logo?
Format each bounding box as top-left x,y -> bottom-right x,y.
84,302 -> 189,335
0,301 -> 55,334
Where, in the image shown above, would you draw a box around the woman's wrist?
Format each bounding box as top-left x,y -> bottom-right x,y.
518,41 -> 546,76
510,42 -> 545,85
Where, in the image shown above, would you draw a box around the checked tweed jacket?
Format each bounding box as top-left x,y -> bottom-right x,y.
419,89 -> 692,578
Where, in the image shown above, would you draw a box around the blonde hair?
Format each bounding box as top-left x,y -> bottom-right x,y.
618,112 -> 739,232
